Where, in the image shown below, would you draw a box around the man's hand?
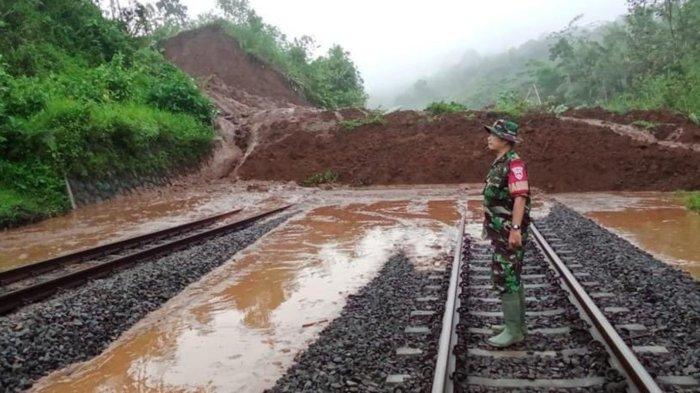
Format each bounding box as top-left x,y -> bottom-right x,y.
508,229 -> 522,249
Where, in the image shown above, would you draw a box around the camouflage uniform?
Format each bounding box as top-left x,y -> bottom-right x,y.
483,150 -> 531,295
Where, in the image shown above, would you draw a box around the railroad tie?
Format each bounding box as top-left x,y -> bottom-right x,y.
468,347 -> 588,358
405,326 -> 430,334
656,376 -> 699,387
471,274 -> 545,280
468,283 -> 548,290
590,292 -> 614,298
616,323 -> 646,331
410,310 -> 436,317
604,307 -> 630,313
633,346 -> 669,354
469,308 -> 565,317
471,295 -> 546,303
396,347 -> 422,356
468,326 -> 570,335
386,374 -> 411,384
467,376 -> 606,389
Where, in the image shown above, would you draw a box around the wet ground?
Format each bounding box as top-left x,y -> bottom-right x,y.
554,191 -> 700,278
4,184 -> 697,392
29,185 -> 474,393
0,181 -> 297,272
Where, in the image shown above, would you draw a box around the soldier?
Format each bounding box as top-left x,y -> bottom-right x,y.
482,119 -> 531,348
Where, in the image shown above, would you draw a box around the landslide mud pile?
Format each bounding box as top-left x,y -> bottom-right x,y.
237,110 -> 700,192
164,25 -> 308,108
164,25 -> 320,179
165,27 -> 699,192
565,107 -> 700,144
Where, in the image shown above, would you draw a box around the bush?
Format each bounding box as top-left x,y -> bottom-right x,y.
494,91 -> 533,119
0,0 -> 216,227
0,161 -> 69,228
21,99 -> 213,177
339,111 -> 386,131
425,101 -> 469,116
677,191 -> 700,212
604,57 -> 700,117
301,170 -> 339,186
199,14 -> 366,109
631,120 -> 659,130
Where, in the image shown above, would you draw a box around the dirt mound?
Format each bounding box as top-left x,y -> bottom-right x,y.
237,110 -> 700,192
164,25 -> 308,108
565,106 -> 700,144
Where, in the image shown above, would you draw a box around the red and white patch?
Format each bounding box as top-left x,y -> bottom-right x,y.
512,166 -> 524,180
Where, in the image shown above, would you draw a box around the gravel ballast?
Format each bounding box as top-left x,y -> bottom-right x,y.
266,253 -> 451,392
455,237 -> 625,393
0,214 -> 291,392
537,203 -> 699,389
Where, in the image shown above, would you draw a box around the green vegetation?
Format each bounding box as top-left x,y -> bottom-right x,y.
425,101 -> 469,116
301,170 -> 340,187
0,0 -> 367,228
339,111 -> 387,131
160,0 -> 367,109
395,1 -> 700,120
631,120 -> 660,130
493,92 -> 532,119
677,191 -> 700,212
0,0 -> 214,227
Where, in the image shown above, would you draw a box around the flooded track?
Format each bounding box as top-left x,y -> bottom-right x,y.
554,192 -> 700,278
30,190 -> 466,392
3,184 -> 697,392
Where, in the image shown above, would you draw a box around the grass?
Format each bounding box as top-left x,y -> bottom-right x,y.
0,100 -> 214,228
689,113 -> 699,125
0,188 -> 66,228
339,111 -> 386,131
425,101 -> 469,116
301,170 -> 339,187
676,191 -> 700,212
631,120 -> 660,130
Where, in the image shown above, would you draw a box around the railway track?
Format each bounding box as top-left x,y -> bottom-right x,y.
425,217 -> 698,392
0,205 -> 292,315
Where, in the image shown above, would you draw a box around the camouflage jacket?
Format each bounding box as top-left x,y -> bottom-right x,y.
483,150 -> 531,240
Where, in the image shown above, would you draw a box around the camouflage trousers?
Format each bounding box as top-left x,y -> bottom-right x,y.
489,233 -> 528,295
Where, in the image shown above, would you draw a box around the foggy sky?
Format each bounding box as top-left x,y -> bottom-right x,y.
181,0 -> 628,101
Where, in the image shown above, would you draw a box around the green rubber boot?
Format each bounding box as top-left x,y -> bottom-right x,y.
486,291 -> 524,348
490,287 -> 526,335
518,286 -> 527,337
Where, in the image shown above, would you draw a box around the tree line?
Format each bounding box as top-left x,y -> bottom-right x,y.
392,0 -> 700,119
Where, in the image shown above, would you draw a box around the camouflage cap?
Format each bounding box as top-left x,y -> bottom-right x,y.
484,119 -> 521,143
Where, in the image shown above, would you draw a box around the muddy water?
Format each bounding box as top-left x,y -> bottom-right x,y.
554,192 -> 700,279
0,182 -> 297,272
31,197 -> 464,393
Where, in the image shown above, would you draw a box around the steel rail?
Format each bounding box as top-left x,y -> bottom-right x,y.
0,205 -> 292,315
531,224 -> 662,393
431,214 -> 465,393
0,208 -> 243,285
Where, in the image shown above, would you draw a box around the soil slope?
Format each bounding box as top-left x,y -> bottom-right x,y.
163,28 -> 698,192
164,25 -> 308,108
237,110 -> 700,192
565,107 -> 700,144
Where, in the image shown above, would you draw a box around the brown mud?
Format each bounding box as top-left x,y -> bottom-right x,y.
564,106 -> 700,144
164,25 -> 308,108
235,110 -> 700,192
161,25 -> 699,194
30,195 -> 464,393
553,192 -> 700,279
